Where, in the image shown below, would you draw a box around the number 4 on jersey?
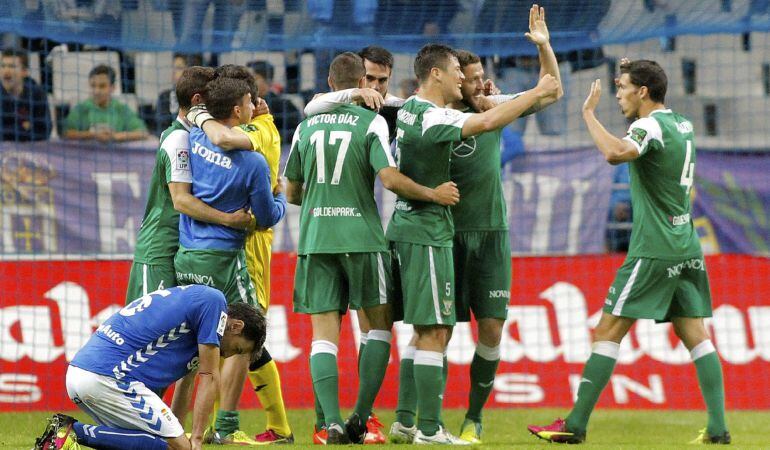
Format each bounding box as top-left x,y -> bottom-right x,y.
680,139 -> 695,194
310,130 -> 352,185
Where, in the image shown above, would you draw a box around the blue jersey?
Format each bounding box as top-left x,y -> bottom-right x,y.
70,285 -> 227,391
179,127 -> 287,250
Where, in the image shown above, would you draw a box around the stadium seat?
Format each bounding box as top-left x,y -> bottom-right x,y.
27,51 -> 41,85
695,50 -> 760,98
299,52 -> 316,92
390,53 -> 416,96
134,52 -> 174,106
50,51 -> 122,106
122,0 -> 176,47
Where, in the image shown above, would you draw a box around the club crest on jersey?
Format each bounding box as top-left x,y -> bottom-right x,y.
217,311 -> 227,337
629,127 -> 647,146
176,149 -> 189,170
441,300 -> 453,316
452,136 -> 477,157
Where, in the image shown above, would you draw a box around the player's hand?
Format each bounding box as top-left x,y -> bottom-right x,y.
273,176 -> 285,196
190,435 -> 204,450
254,97 -> 270,116
484,79 -> 501,96
432,181 -> 460,206
475,95 -> 497,112
524,4 -> 550,46
94,129 -> 113,143
229,208 -> 254,231
583,79 -> 602,113
186,104 -> 214,128
533,74 -> 559,99
351,88 -> 384,111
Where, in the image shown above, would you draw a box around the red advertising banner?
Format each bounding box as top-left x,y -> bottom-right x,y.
0,254 -> 768,411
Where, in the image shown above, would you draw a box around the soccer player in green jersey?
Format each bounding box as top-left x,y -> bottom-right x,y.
386,43 -> 559,444
284,52 -> 460,445
528,59 -> 729,445
126,67 -> 253,303
448,6 -> 563,444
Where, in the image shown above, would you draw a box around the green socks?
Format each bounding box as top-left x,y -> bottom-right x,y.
395,346 -> 417,427
566,341 -> 619,435
310,340 -> 343,427
466,343 -> 500,423
214,410 -> 239,436
354,330 -> 391,420
414,350 -> 445,436
692,340 -> 728,436
312,385 -> 325,429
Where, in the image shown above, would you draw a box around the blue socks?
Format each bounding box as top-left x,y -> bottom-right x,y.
73,421 -> 169,450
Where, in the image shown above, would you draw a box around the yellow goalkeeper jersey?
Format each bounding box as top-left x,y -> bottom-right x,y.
237,113 -> 281,310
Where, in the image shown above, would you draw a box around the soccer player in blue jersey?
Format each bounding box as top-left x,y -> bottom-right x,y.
33,285 -> 266,450
174,75 -> 286,445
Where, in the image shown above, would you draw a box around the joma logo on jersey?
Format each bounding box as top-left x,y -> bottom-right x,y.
452,136 -> 477,157
666,258 -> 705,278
191,142 -> 232,169
489,290 -> 510,299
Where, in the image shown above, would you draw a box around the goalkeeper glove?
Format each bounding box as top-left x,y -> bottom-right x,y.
186,104 -> 214,128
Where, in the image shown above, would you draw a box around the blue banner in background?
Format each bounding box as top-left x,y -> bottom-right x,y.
693,151 -> 770,255
0,141 -> 767,257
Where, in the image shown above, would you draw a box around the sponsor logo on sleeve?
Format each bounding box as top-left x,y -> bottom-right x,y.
176,149 -> 189,170
629,128 -> 647,146
217,311 -> 227,337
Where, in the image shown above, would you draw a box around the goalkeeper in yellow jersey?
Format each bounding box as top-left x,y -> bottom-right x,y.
186,64 -> 293,445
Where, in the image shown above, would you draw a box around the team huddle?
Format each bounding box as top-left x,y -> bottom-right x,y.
34,4 -> 729,449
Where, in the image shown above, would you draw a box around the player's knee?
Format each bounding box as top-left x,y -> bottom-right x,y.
477,319 -> 504,346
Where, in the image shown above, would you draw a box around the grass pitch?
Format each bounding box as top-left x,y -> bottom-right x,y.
7,408 -> 770,449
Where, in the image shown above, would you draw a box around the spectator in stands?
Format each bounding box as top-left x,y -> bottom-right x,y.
0,48 -> 51,141
376,0 -> 460,38
40,0 -> 121,39
246,60 -> 301,143
155,52 -> 203,129
606,163 -> 632,252
63,64 -> 148,142
174,0 -> 247,49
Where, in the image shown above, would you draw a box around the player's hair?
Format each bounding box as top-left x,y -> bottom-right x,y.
176,66 -> 216,110
205,77 -> 251,120
359,45 -> 394,70
620,59 -> 667,103
329,52 -> 366,89
216,64 -> 260,103
455,50 -> 481,69
227,302 -> 267,360
173,52 -> 204,67
1,48 -> 28,69
246,60 -> 274,82
414,43 -> 457,82
89,64 -> 116,85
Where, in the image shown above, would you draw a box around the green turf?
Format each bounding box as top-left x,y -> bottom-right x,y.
11,408 -> 770,449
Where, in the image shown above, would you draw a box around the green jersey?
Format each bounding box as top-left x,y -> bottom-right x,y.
133,118 -> 192,263
623,109 -> 702,259
450,122 -> 506,231
284,104 -> 394,254
386,96 -> 472,247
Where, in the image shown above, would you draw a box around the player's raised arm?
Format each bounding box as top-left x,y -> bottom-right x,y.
526,4 -> 563,110
582,79 -> 639,164
461,73 -> 559,138
303,88 -> 384,115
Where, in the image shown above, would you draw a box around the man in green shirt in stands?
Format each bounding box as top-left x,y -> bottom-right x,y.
63,64 -> 148,142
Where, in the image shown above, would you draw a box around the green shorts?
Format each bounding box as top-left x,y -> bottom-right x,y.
453,231 -> 511,322
604,256 -> 712,322
125,259 -> 178,305
293,252 -> 391,314
391,241 -> 455,326
173,246 -> 258,307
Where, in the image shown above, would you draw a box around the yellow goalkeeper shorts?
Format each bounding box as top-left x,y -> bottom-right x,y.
244,228 -> 273,311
